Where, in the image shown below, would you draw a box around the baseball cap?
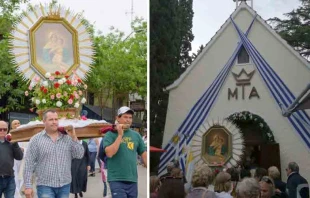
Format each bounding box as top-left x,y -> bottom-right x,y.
117,106 -> 134,116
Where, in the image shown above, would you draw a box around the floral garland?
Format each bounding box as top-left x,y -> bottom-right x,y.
227,111 -> 275,143
26,71 -> 87,111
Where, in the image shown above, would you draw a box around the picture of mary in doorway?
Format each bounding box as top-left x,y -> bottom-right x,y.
203,127 -> 232,166
208,135 -> 227,158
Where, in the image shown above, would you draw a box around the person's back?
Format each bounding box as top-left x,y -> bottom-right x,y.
214,172 -> 233,198
186,187 -> 216,198
158,177 -> 185,198
186,164 -> 217,198
274,179 -> 286,192
286,162 -> 309,198
287,172 -> 309,198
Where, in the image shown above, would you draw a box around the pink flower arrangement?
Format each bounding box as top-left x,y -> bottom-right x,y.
68,99 -> 73,104
26,71 -> 87,110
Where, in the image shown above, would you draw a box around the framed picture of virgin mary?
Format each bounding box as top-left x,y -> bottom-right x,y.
201,126 -> 232,166
29,18 -> 79,76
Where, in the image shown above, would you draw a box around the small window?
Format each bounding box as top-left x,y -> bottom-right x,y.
237,45 -> 250,64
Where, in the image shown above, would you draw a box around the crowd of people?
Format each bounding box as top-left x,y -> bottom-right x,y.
0,106 -> 147,198
151,161 -> 309,198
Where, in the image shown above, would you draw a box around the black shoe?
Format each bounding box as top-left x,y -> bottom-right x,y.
75,193 -> 78,198
79,192 -> 83,197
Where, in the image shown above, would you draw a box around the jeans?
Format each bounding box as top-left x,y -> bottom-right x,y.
109,181 -> 137,198
0,176 -> 15,198
37,184 -> 70,198
89,152 -> 97,172
103,182 -> 107,197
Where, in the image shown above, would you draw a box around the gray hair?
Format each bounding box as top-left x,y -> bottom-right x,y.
260,176 -> 275,196
268,166 -> 280,180
288,162 -> 299,173
191,164 -> 213,188
43,109 -> 57,121
236,178 -> 260,198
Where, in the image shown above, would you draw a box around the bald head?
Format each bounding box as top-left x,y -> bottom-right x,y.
0,121 -> 8,127
0,120 -> 8,140
11,120 -> 20,129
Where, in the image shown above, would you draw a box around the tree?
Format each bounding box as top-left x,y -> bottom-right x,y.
191,44 -> 205,61
268,0 -> 310,60
177,0 -> 194,72
0,0 -> 31,119
150,0 -> 194,173
86,18 -> 147,118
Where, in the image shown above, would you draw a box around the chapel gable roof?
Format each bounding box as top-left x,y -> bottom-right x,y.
165,2 -> 310,91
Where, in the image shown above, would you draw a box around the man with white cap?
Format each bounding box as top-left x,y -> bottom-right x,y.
103,106 -> 147,198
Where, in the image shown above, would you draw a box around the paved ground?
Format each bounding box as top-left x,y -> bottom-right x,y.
69,165 -> 147,198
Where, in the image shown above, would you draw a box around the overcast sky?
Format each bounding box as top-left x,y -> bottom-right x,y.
19,0 -> 301,54
20,0 -> 148,37
192,0 -> 301,53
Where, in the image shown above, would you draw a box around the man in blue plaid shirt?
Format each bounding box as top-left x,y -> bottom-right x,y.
23,110 -> 84,198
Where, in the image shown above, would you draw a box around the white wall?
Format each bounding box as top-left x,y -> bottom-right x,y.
163,7 -> 310,181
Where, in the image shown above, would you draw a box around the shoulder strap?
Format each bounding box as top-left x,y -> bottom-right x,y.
98,138 -> 106,162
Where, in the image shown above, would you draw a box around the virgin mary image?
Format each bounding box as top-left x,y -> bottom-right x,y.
208,135 -> 227,159
42,32 -> 70,71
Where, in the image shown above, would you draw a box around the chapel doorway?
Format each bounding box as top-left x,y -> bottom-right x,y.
227,111 -> 281,172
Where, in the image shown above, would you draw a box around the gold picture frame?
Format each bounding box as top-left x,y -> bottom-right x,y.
29,17 -> 80,76
201,126 -> 232,166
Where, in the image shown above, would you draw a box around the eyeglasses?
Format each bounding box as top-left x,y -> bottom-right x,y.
0,128 -> 8,132
261,176 -> 273,186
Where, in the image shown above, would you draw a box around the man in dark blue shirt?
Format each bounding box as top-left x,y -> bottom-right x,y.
286,162 -> 309,198
0,120 -> 23,198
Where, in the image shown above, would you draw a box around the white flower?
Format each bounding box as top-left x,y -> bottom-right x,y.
74,103 -> 80,108
35,99 -> 40,105
30,82 -> 36,87
42,81 -> 48,87
58,79 -> 64,85
42,99 -> 46,104
81,98 -> 86,104
267,133 -> 272,137
31,97 -> 35,102
56,101 -> 62,107
62,78 -> 66,82
84,85 -> 88,89
260,123 -> 264,128
45,72 -> 51,78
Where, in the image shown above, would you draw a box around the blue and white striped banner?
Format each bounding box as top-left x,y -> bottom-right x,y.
158,16 -> 257,175
230,17 -> 310,149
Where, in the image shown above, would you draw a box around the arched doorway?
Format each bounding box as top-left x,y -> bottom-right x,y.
227,111 -> 281,171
